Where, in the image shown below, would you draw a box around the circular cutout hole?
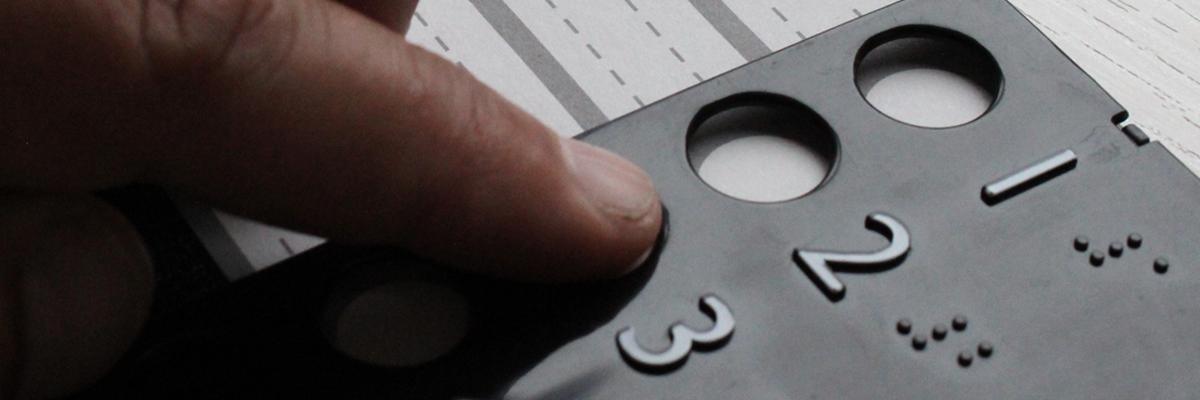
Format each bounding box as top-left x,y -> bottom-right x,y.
687,94 -> 838,203
855,27 -> 1002,128
325,279 -> 470,368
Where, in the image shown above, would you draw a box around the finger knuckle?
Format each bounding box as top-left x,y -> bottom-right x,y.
143,0 -> 297,85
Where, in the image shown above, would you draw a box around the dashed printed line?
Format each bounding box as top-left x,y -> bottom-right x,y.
853,8 -> 863,17
279,238 -> 295,256
470,0 -> 608,128
645,21 -> 662,37
587,43 -> 603,59
772,7 -> 788,22
634,95 -> 645,106
634,12 -> 705,85
610,69 -> 627,86
797,31 -> 807,39
544,2 -> 641,110
413,12 -> 449,54
670,47 -> 686,62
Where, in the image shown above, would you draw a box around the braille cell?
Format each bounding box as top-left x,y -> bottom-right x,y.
1090,251 -> 1105,267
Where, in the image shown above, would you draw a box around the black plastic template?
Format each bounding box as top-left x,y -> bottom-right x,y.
88,0 -> 1200,398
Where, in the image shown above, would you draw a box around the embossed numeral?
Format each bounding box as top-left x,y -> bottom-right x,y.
794,213 -> 910,301
616,295 -> 734,371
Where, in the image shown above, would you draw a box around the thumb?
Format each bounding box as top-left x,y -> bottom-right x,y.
141,0 -> 662,281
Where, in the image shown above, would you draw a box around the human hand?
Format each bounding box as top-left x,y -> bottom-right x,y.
0,0 -> 662,397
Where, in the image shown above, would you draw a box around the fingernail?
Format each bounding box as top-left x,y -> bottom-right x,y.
562,140 -> 658,222
626,245 -> 655,271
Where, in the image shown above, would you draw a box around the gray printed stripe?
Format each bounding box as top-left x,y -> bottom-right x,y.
687,0 -> 772,61
470,0 -> 610,129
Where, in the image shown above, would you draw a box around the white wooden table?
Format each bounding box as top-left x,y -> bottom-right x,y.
1011,0 -> 1200,173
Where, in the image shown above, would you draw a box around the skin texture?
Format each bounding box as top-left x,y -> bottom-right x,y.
0,0 -> 663,397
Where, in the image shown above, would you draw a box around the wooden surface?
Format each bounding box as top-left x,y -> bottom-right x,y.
1011,0 -> 1200,173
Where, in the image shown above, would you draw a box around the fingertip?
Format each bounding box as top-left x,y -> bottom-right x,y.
413,137 -> 663,284
592,203 -> 664,281
561,139 -> 660,225
534,139 -> 664,282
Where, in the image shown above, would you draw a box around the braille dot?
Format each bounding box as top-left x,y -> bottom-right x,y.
978,341 -> 994,358
897,319 -> 913,335
1090,251 -> 1105,267
932,324 -> 949,341
1109,242 -> 1124,258
1074,236 -> 1090,252
958,351 -> 974,367
1127,233 -> 1142,249
1154,257 -> 1170,274
912,334 -> 928,350
952,315 -> 968,332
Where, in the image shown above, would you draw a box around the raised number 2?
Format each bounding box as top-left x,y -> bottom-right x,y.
793,213 -> 910,301
616,295 -> 734,371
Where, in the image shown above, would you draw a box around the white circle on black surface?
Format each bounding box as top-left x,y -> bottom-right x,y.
855,27 -> 1003,128
329,280 -> 469,368
687,95 -> 839,203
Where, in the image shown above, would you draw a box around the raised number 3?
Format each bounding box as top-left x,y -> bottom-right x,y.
793,212 -> 910,301
616,295 -> 734,371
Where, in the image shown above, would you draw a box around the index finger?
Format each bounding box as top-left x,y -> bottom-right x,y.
0,0 -> 663,281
